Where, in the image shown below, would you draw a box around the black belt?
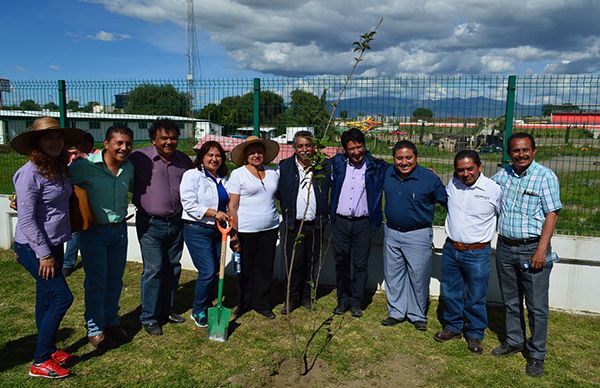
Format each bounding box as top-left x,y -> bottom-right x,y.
96,221 -> 125,228
386,222 -> 430,233
336,214 -> 369,221
138,210 -> 182,222
498,235 -> 540,246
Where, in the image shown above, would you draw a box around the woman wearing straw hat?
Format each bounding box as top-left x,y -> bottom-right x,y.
11,117 -> 84,379
227,136 -> 280,319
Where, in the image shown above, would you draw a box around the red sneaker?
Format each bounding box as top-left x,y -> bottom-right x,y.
51,349 -> 79,366
29,359 -> 70,378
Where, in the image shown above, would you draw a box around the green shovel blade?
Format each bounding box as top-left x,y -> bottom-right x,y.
207,305 -> 231,342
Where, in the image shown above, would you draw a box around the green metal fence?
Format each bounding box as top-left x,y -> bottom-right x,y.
1,75 -> 599,236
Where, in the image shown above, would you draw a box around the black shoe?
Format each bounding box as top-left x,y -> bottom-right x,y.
412,320 -> 427,331
234,307 -> 248,319
333,304 -> 348,315
434,329 -> 462,342
301,298 -> 314,310
466,337 -> 484,354
381,317 -> 402,326
168,313 -> 186,324
143,322 -> 163,336
350,306 -> 363,318
491,342 -> 523,357
104,325 -> 129,343
280,302 -> 299,315
255,309 -> 276,320
62,267 -> 74,278
526,358 -> 544,377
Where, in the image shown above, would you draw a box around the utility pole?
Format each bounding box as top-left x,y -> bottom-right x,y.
186,0 -> 201,116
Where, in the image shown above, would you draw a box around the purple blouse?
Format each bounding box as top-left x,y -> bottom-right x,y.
13,161 -> 72,258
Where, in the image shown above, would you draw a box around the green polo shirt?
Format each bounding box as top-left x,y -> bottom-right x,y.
69,151 -> 134,224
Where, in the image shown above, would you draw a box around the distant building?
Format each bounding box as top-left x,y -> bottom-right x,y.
0,110 -> 210,144
114,93 -> 129,109
551,112 -> 600,125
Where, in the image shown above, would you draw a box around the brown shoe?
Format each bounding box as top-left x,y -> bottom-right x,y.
88,333 -> 118,349
434,329 -> 462,342
104,325 -> 129,343
466,337 -> 484,354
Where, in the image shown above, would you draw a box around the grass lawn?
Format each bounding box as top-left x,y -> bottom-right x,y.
1,249 -> 599,387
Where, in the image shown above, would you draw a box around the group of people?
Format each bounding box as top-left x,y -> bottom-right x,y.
11,116 -> 560,379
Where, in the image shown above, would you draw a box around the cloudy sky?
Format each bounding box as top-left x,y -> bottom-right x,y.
2,0 -> 600,81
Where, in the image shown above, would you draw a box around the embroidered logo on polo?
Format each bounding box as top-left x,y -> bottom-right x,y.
474,194 -> 490,200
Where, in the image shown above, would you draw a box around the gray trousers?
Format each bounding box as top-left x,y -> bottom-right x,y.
496,239 -> 551,360
383,225 -> 433,322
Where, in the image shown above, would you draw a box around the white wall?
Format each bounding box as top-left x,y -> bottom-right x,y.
2,195 -> 599,313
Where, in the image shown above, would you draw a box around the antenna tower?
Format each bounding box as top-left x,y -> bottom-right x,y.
186,0 -> 201,113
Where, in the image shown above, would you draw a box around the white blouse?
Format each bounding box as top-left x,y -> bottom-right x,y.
180,168 -> 228,226
227,165 -> 280,233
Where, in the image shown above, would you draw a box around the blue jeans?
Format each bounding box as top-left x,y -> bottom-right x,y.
14,242 -> 74,364
136,212 -> 184,324
183,222 -> 220,315
63,232 -> 80,269
440,242 -> 491,340
80,223 -> 128,336
496,239 -> 551,360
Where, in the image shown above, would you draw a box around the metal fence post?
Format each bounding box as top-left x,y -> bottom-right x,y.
253,78 -> 260,137
58,80 -> 67,127
502,75 -> 517,167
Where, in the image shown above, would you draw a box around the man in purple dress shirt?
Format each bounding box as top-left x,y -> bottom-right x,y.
329,128 -> 387,317
129,118 -> 192,336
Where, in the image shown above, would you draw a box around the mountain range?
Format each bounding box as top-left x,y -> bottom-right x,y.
333,96 -> 542,118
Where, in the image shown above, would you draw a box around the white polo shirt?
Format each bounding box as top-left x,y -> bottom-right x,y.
444,173 -> 501,244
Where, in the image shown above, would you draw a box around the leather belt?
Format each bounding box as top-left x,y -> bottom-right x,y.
336,214 -> 369,221
498,235 -> 540,246
138,210 -> 182,222
386,222 -> 430,233
446,238 -> 490,251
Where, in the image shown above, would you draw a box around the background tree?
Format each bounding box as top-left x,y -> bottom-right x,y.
19,99 -> 41,111
412,107 -> 433,120
281,89 -> 330,137
125,84 -> 190,116
81,101 -> 101,113
67,100 -> 80,111
43,102 -> 60,111
339,110 -> 349,120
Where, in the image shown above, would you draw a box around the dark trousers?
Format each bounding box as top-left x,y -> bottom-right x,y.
136,212 -> 184,324
332,216 -> 373,308
496,239 -> 551,360
283,221 -> 322,304
14,242 -> 74,364
237,228 -> 278,312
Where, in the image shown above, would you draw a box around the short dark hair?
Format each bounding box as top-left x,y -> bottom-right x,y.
508,132 -> 536,150
293,130 -> 314,145
392,140 -> 418,157
193,140 -> 228,177
454,149 -> 481,169
81,132 -> 95,146
148,118 -> 180,140
341,128 -> 365,149
105,124 -> 134,142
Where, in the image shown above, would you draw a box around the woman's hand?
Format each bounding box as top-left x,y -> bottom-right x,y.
215,211 -> 229,225
39,257 -> 56,280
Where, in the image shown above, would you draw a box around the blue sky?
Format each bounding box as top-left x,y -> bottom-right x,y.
2,0 -> 600,82
1,0 -> 261,81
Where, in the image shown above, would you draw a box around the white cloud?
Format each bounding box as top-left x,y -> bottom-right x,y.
88,30 -> 132,42
83,0 -> 600,76
14,66 -> 29,72
49,65 -> 60,71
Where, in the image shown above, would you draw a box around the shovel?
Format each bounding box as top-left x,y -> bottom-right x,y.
207,220 -> 232,342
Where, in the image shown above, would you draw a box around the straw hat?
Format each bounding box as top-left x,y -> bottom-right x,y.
230,135 -> 280,166
10,117 -> 85,155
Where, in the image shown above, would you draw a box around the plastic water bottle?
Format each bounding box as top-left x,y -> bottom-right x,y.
233,252 -> 241,275
521,251 -> 560,270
